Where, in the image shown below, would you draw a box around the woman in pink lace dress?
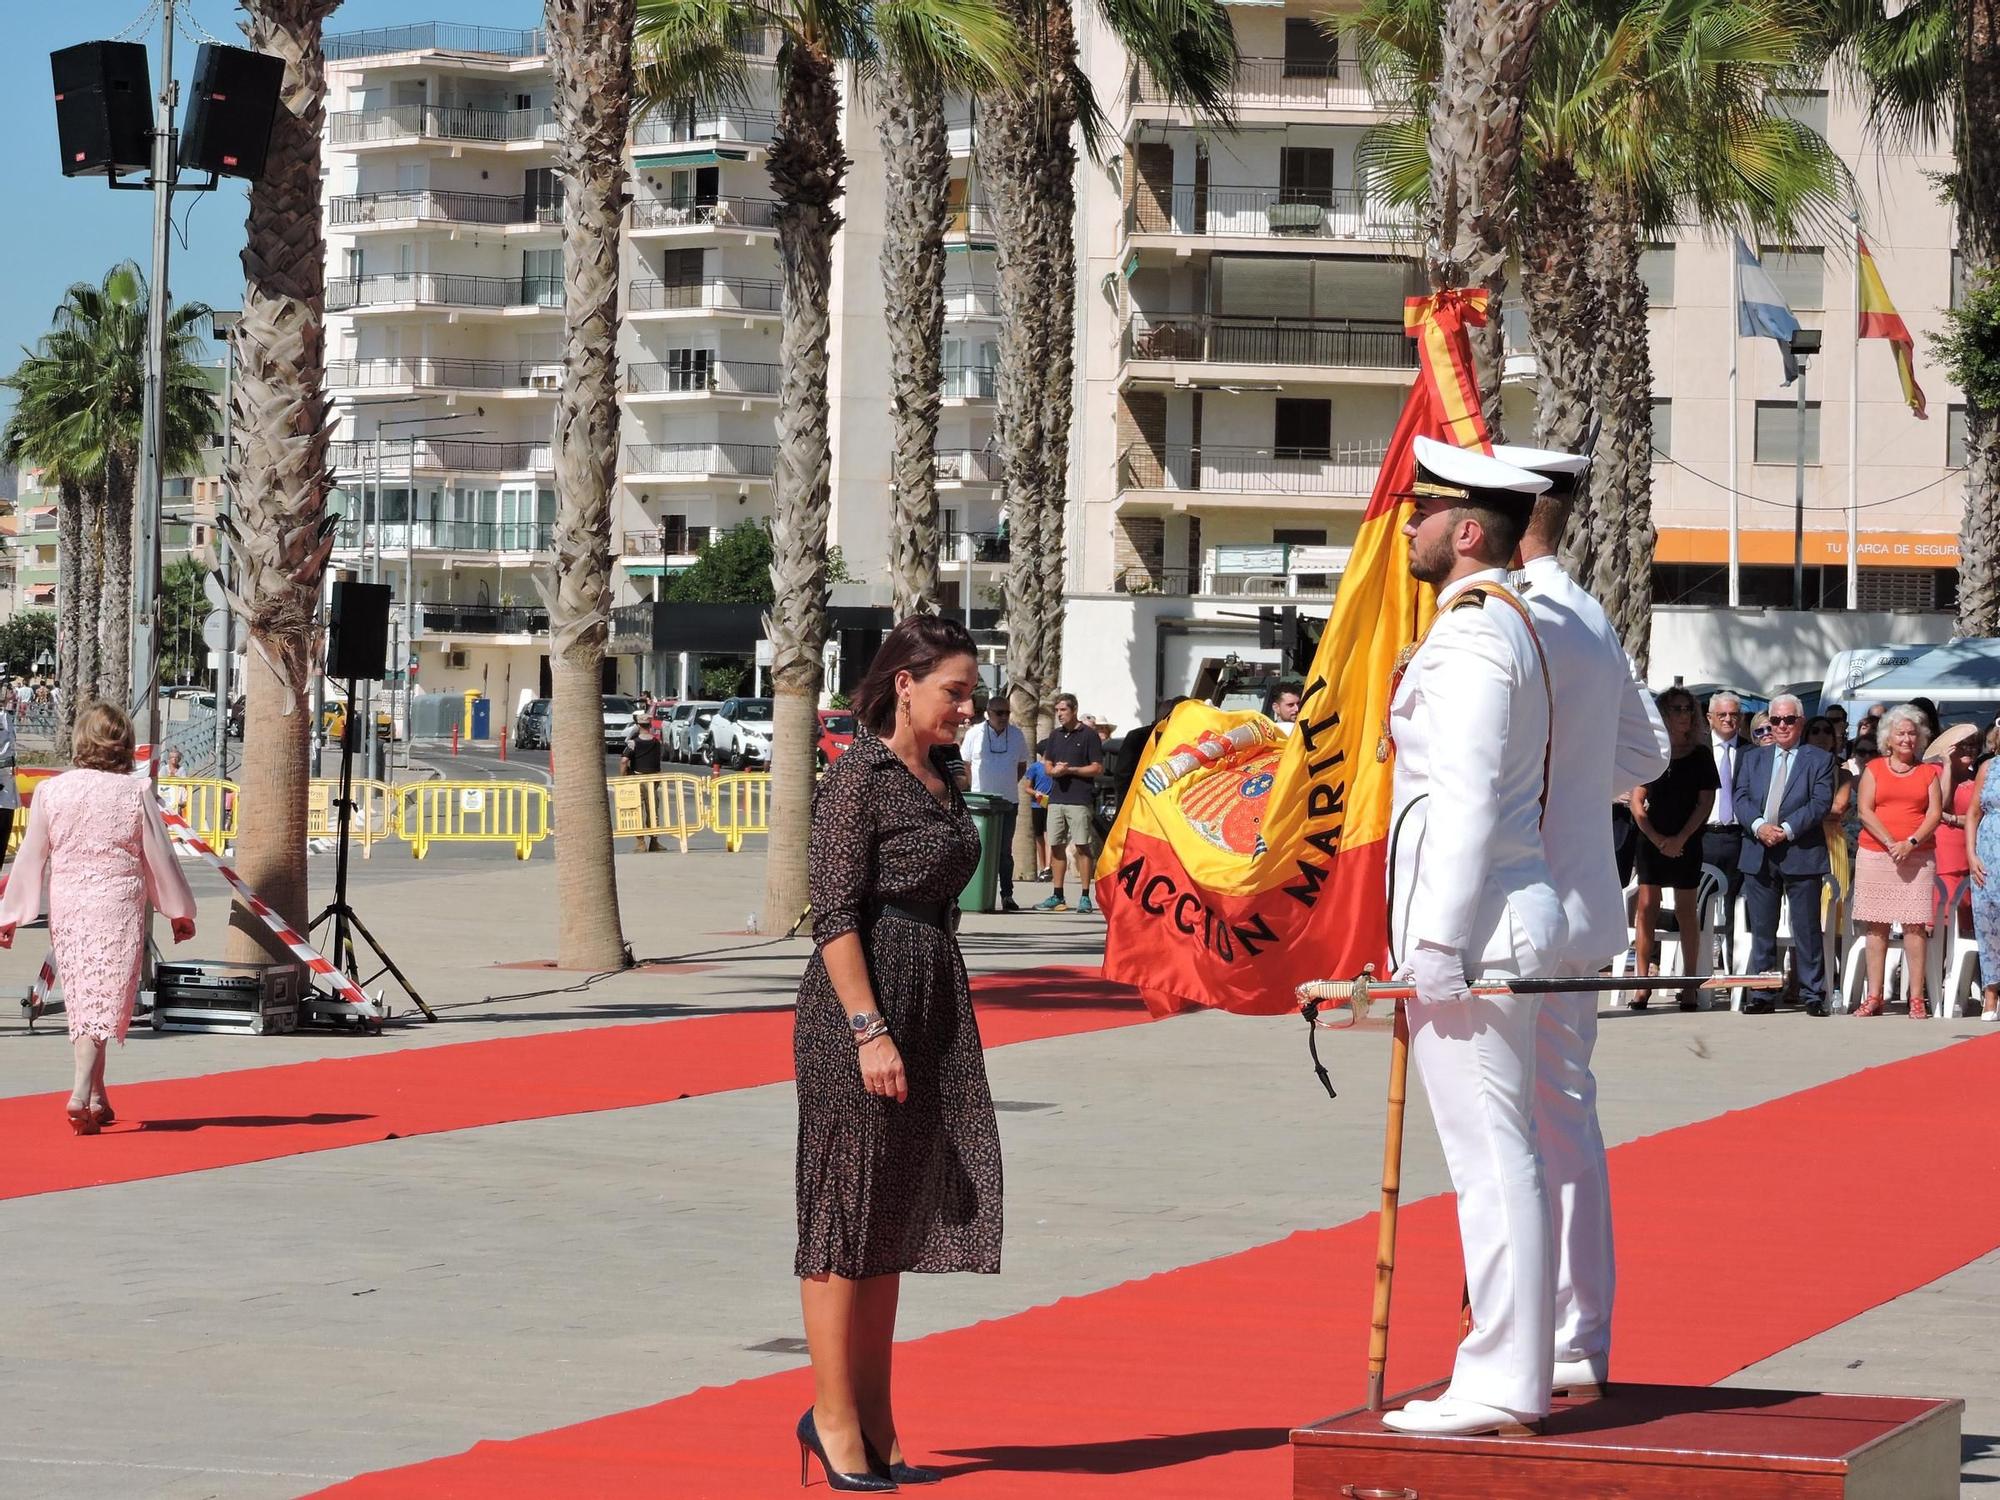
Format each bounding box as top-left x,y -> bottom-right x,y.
0,703 -> 196,1134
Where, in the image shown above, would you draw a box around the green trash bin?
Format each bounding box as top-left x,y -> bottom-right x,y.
958,793 -> 1006,914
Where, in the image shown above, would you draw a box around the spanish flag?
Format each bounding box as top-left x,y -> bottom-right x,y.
1094,290 -> 1489,1016
1857,233 -> 1928,419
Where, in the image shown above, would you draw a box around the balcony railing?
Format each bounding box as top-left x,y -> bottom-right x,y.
1118,441 -> 1390,496
1122,314 -> 1416,370
947,202 -> 998,238
325,24 -> 547,60
326,272 -> 563,312
944,286 -> 1002,319
1127,185 -> 1421,243
934,449 -> 1003,484
625,524 -> 715,557
942,364 -> 997,400
629,277 -> 784,314
624,442 -> 779,478
626,360 -> 782,396
327,358 -> 562,392
329,103 -> 558,147
631,195 -> 780,231
1114,566 -> 1195,596
333,519 -> 555,552
421,604 -> 550,636
1130,55 -> 1377,111
632,108 -> 781,149
330,438 -> 554,472
941,529 -> 1011,564
330,188 -> 562,229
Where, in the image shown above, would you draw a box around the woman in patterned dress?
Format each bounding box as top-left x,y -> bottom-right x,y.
0,702 -> 197,1133
793,614 -> 997,1491
1965,725 -> 2000,1022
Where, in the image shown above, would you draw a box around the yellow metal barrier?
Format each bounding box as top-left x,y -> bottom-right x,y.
709,771 -> 772,853
397,780 -> 550,860
308,779 -> 399,857
609,773 -> 709,852
8,768 -> 59,856
159,778 -> 240,852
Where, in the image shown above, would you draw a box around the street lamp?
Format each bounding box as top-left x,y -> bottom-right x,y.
1788,327 -> 1823,611
210,308 -> 238,776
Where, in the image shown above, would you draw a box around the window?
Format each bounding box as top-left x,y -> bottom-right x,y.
1948,403 -> 1969,467
1639,243 -> 1675,306
521,247 -> 562,307
658,248 -> 705,286
522,166 -> 562,220
1273,399 -> 1333,458
1279,147 -> 1335,206
664,347 -> 714,391
1650,398 -> 1672,460
1754,399 -> 1821,464
1283,18 -> 1339,77
1952,249 -> 1967,311
1759,245 -> 1825,310
1769,88 -> 1829,137
1273,528 -> 1327,545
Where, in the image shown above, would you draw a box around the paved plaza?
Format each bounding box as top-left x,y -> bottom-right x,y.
1,848 -> 1996,1496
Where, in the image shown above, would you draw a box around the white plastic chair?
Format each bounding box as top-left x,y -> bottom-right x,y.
1613,864 -> 1721,1005
1929,874 -> 1978,1021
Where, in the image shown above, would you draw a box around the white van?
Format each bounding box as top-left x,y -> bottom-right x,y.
1820,643 -> 1941,709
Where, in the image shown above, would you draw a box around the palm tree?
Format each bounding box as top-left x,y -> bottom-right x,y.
638,0 -> 1017,931
223,0 -> 341,965
544,0 -> 637,974
1,378 -> 95,755
1811,0 -> 2000,634
975,0 -> 1236,743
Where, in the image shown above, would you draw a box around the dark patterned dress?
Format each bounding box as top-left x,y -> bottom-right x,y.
794,732 -> 1003,1279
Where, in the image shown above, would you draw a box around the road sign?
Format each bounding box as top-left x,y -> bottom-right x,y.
203,571 -> 227,612
202,610 -> 231,656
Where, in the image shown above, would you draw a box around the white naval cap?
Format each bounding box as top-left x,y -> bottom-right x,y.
1488,443 -> 1589,479
1408,436 -> 1551,504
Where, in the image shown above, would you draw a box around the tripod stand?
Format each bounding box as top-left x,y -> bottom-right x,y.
308,677 -> 435,1022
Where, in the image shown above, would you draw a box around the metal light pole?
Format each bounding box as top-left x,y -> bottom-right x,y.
1789,328 -> 1823,610
211,309 -> 238,776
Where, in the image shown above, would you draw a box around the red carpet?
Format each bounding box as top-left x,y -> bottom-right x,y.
310,1033 -> 2000,1498
0,966 -> 1144,1200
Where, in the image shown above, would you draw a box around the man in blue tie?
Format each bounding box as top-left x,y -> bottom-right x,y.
1731,693 -> 1838,1015
1701,693 -> 1750,966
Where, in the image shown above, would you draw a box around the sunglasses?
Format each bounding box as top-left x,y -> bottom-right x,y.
1754,726 -> 1775,738
1768,714 -> 1801,726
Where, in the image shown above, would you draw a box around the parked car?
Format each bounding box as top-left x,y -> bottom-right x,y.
816,709 -> 856,768
650,698 -> 678,726
663,700 -> 720,762
706,696 -> 775,768
601,695 -> 642,750
515,698 -> 552,750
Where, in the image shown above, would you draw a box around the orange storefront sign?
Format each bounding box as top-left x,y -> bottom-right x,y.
1654,528 -> 1959,569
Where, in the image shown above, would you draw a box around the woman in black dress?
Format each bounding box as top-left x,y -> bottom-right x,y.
1629,685 -> 1719,1011
793,614 -> 997,1492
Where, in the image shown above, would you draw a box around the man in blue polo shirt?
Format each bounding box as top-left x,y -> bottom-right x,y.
1034,693 -> 1104,914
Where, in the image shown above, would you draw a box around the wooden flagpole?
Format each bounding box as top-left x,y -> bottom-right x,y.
1365,998 -> 1411,1410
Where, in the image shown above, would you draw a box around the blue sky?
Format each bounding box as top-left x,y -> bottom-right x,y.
0,0 -> 526,468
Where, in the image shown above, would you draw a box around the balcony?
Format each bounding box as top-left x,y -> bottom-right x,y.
934,449 -> 1003,486
325,24 -> 547,61
1128,56 -> 1380,116
944,286 -> 1001,320
629,277 -> 783,316
327,357 -> 562,393
330,438 -> 553,472
333,519 -> 554,552
1126,185 -> 1420,246
624,442 -> 778,482
326,272 -> 563,313
630,195 -> 780,233
329,188 -> 562,230
328,103 -> 558,148
632,107 -> 780,153
1121,314 -> 1415,373
942,364 -> 997,401
946,202 -> 998,242
1113,565 -> 1195,596
420,604 -> 550,637
624,523 -> 714,557
1117,441 -> 1389,500
625,360 -> 781,398
941,529 -> 1010,565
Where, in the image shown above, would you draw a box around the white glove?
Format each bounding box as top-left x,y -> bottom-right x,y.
1407,941 -> 1471,1007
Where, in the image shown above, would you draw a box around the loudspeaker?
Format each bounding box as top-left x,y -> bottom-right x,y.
327,581 -> 393,681
50,42 -> 152,179
178,43 -> 285,181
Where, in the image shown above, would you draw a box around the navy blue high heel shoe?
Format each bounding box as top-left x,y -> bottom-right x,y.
865,1436 -> 941,1486
797,1409 -> 897,1492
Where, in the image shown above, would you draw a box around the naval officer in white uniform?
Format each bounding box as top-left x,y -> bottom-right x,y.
1383,438 -> 1566,1437
1497,443 -> 1671,1398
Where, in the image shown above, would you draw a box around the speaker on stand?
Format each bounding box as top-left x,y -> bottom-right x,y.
50,41 -> 152,179
177,43 -> 285,181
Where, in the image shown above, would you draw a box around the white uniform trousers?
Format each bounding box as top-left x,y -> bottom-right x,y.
1533,958 -> 1614,1369
1407,974 -> 1555,1417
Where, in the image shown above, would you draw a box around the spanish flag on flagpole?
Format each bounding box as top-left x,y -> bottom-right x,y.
1094,289 -> 1490,1018
1857,233 -> 1928,419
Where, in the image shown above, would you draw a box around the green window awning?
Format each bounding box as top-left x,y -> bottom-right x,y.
634,147 -> 751,169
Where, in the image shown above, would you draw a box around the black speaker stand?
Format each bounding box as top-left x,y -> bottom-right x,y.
307,679 -> 436,1023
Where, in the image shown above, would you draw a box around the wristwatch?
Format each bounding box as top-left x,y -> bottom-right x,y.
849,1011 -> 884,1035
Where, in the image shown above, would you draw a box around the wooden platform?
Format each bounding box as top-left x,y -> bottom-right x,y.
1293,1381 -> 1962,1499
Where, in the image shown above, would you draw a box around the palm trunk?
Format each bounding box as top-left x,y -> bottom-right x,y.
1953,0 -> 2000,636
879,69 -> 950,619
1586,187 -> 1654,671
545,0 -> 635,972
1426,0 -> 1558,433
764,46 -> 848,932
55,478 -> 83,755
100,445 -> 135,713
226,0 -> 338,967
78,483 -> 105,702
1518,160 -> 1601,576
1035,126 -> 1078,716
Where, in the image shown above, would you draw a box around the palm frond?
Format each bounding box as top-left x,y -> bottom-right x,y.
635,0 -> 760,111
874,0 -> 1021,92
1094,0 -> 1238,130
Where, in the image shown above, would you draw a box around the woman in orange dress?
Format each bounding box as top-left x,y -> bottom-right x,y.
1852,704 -> 1945,1017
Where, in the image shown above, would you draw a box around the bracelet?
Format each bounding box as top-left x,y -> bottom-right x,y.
854,1018 -> 892,1046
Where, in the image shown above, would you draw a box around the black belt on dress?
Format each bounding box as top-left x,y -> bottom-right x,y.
876,899 -> 960,934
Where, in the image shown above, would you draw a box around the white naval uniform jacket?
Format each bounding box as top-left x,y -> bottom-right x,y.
1515,553 -> 1670,967
1389,567 -> 1566,973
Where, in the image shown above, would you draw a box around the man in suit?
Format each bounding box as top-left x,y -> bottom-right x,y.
1500,443 -> 1670,1399
1731,693 -> 1837,1015
1703,693 -> 1752,967
1382,438 -> 1566,1437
